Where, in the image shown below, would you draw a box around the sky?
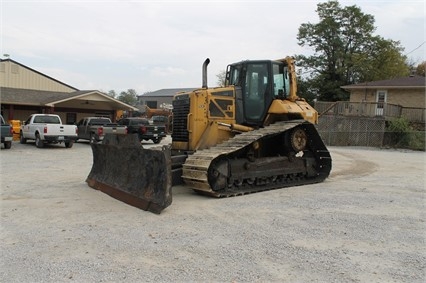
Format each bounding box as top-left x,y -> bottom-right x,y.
1,0 -> 425,95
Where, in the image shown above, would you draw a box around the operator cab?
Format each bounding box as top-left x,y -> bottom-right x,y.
226,60 -> 291,127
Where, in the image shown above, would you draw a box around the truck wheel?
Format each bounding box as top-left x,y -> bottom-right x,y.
65,140 -> 74,148
153,138 -> 162,144
4,141 -> 12,149
35,133 -> 44,148
20,132 -> 27,144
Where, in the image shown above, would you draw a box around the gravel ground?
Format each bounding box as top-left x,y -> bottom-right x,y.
1,137 -> 425,282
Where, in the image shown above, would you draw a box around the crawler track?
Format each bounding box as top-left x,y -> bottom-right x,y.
182,120 -> 332,197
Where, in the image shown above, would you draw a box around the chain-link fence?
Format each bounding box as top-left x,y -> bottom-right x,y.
318,116 -> 386,147
317,115 -> 425,150
317,116 -> 386,147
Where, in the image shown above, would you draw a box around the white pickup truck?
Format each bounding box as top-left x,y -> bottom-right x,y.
20,114 -> 78,148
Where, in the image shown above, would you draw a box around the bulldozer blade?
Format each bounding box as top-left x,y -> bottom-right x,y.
86,134 -> 172,214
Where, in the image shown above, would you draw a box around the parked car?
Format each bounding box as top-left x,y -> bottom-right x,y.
118,117 -> 166,144
76,117 -> 127,142
20,114 -> 78,148
0,114 -> 13,149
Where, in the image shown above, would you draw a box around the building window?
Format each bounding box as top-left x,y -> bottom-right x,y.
146,101 -> 158,108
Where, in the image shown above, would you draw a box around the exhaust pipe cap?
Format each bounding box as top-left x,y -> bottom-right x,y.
202,58 -> 210,89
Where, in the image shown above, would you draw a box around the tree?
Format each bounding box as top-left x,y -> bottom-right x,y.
297,0 -> 409,101
296,76 -> 318,104
107,90 -> 117,99
415,61 -> 425,76
352,37 -> 410,82
216,70 -> 226,87
117,89 -> 138,106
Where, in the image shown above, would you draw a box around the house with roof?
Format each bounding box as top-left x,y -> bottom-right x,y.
341,75 -> 425,122
342,75 -> 425,108
137,88 -> 197,109
0,58 -> 137,124
314,76 -> 425,147
316,76 -> 425,123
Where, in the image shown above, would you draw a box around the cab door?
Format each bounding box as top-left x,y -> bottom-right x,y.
22,116 -> 34,138
77,118 -> 89,139
227,61 -> 272,126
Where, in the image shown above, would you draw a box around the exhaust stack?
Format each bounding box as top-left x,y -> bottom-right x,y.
202,58 -> 210,88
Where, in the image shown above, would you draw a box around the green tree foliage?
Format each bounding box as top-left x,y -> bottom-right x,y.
415,61 -> 425,76
297,0 -> 409,101
386,117 -> 425,150
107,90 -> 117,98
296,76 -> 317,104
117,89 -> 138,106
353,37 -> 410,82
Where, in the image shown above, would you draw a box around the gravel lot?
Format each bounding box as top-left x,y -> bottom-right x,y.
1,137 -> 425,282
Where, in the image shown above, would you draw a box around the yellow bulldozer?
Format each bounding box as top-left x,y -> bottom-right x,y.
86,57 -> 332,213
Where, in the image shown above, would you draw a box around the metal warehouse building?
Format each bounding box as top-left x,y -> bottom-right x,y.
0,58 -> 137,124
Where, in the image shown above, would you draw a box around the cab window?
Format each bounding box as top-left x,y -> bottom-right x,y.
272,63 -> 289,98
244,63 -> 268,120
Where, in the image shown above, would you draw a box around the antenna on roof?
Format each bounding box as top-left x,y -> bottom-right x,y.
3,54 -> 10,59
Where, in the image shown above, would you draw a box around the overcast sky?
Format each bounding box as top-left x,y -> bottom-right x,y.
1,0 -> 425,95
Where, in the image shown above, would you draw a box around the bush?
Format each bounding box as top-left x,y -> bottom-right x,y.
385,117 -> 425,150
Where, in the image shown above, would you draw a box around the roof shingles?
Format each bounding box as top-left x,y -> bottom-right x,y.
342,76 -> 425,89
139,88 -> 198,97
0,87 -> 94,105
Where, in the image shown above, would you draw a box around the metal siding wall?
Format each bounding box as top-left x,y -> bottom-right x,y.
0,61 -> 75,92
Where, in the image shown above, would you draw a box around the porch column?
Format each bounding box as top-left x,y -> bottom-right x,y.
45,106 -> 54,114
8,105 -> 14,120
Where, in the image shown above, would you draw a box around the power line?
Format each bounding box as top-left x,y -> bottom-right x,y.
405,41 -> 426,56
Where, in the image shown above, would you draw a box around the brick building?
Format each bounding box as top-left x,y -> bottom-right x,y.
342,75 -> 425,109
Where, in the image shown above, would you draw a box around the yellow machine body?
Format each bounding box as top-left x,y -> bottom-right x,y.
86,56 -> 331,214
172,87 -> 236,151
